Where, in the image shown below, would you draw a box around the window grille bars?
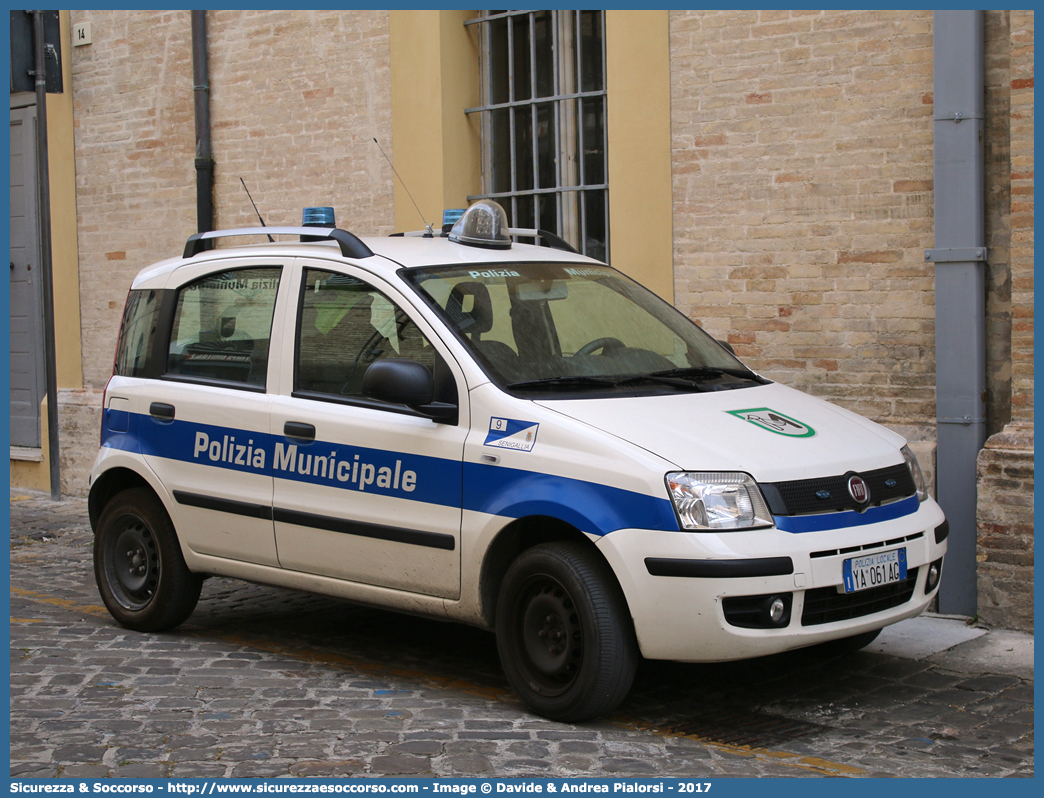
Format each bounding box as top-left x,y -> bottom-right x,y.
465,10 -> 609,262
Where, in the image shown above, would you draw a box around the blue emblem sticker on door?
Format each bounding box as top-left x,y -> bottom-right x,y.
484,417 -> 539,452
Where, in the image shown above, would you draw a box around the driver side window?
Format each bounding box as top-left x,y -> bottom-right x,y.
296,269 -> 436,398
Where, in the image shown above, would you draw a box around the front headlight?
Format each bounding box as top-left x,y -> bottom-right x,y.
665,472 -> 774,531
901,444 -> 928,502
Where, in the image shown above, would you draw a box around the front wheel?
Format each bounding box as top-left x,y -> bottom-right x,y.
495,541 -> 638,722
94,487 -> 203,632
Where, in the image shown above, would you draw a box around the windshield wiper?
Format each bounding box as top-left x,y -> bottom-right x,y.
507,367 -> 769,393
507,373 -> 708,393
650,366 -> 770,384
608,373 -> 709,391
506,375 -> 619,391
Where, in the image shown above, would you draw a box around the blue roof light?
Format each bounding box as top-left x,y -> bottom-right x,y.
442,208 -> 466,234
303,206 -> 336,227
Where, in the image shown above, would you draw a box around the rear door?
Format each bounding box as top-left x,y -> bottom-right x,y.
137,258 -> 289,566
269,260 -> 468,599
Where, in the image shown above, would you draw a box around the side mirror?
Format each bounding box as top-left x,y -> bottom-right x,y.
363,359 -> 433,405
362,360 -> 457,422
717,339 -> 736,355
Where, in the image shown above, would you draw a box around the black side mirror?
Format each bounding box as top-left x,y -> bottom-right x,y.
362,360 -> 457,422
363,359 -> 433,405
717,339 -> 736,355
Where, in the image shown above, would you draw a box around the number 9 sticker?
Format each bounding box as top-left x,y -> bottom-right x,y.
485,417 -> 539,452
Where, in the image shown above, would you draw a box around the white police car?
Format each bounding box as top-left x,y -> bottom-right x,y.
90,201 -> 947,721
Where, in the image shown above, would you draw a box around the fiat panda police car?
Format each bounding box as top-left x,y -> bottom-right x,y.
90,201 -> 947,721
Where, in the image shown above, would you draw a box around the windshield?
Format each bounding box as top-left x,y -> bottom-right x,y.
404,262 -> 768,397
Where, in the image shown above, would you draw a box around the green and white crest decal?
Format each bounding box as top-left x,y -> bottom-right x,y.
726,407 -> 817,438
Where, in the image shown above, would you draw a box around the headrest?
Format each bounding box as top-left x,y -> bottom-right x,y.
446,281 -> 494,336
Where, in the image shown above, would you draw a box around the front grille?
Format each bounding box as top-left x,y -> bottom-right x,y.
810,531 -> 923,560
761,463 -> 916,516
801,567 -> 919,626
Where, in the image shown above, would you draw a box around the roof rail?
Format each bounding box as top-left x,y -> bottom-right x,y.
389,226 -> 578,253
183,227 -> 375,259
508,227 -> 578,254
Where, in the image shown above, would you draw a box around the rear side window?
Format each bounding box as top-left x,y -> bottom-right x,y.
114,289 -> 162,377
166,267 -> 281,388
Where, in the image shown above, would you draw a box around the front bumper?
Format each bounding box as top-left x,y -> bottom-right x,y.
596,497 -> 947,662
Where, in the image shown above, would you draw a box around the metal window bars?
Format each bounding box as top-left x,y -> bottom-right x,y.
464,10 -> 609,262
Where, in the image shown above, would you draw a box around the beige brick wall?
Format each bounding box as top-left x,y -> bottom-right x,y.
70,10 -> 197,389
669,10 -> 937,436
57,389 -> 104,497
983,11 -> 1012,438
205,11 -> 393,237
976,10 -> 1034,633
1009,10 -> 1033,422
70,10 -> 393,390
976,428 -> 1033,631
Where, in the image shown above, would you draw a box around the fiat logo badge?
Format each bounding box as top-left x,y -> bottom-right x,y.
847,475 -> 870,505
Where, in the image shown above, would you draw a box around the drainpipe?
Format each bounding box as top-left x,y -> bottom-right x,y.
192,11 -> 214,234
33,11 -> 61,500
926,10 -> 986,616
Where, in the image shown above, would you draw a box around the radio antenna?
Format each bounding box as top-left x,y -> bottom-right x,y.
240,178 -> 275,242
373,138 -> 433,236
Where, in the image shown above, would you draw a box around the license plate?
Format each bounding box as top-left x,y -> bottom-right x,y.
842,547 -> 907,594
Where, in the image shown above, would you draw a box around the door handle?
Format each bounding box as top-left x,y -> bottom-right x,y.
149,402 -> 175,420
284,421 -> 315,441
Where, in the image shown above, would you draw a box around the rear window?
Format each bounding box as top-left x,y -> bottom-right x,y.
113,289 -> 162,378
166,267 -> 281,388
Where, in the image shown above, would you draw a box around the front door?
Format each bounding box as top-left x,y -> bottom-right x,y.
270,262 -> 467,599
10,105 -> 45,449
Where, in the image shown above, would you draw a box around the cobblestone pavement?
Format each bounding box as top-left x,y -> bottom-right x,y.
9,489 -> 1034,779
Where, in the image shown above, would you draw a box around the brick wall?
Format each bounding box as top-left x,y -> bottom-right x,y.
1008,10 -> 1034,422
976,429 -> 1033,631
69,10 -> 393,391
976,10 -> 1033,632
669,10 -> 937,441
205,11 -> 393,238
983,11 -> 1012,438
70,10 -> 197,390
57,389 -> 104,497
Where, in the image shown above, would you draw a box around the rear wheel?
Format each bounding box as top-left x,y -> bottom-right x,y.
496,541 -> 637,722
94,488 -> 202,632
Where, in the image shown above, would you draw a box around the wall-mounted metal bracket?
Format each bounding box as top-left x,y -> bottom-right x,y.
925,247 -> 987,262
937,415 -> 983,426
933,111 -> 984,123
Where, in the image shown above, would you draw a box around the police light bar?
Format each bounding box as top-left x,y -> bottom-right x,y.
442,208 -> 466,235
448,201 -> 512,249
303,206 -> 336,227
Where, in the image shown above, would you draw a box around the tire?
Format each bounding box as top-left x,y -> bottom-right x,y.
495,541 -> 638,722
93,487 -> 202,632
812,628 -> 882,656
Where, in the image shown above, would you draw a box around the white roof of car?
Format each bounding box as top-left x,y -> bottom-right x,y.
132,230 -> 601,290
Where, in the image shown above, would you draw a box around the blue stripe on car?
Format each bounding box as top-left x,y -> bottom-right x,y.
773,495 -> 920,533
102,414 -> 680,537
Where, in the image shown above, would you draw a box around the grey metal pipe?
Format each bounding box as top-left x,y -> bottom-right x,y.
192,10 -> 214,234
33,10 -> 61,500
928,10 -> 987,616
